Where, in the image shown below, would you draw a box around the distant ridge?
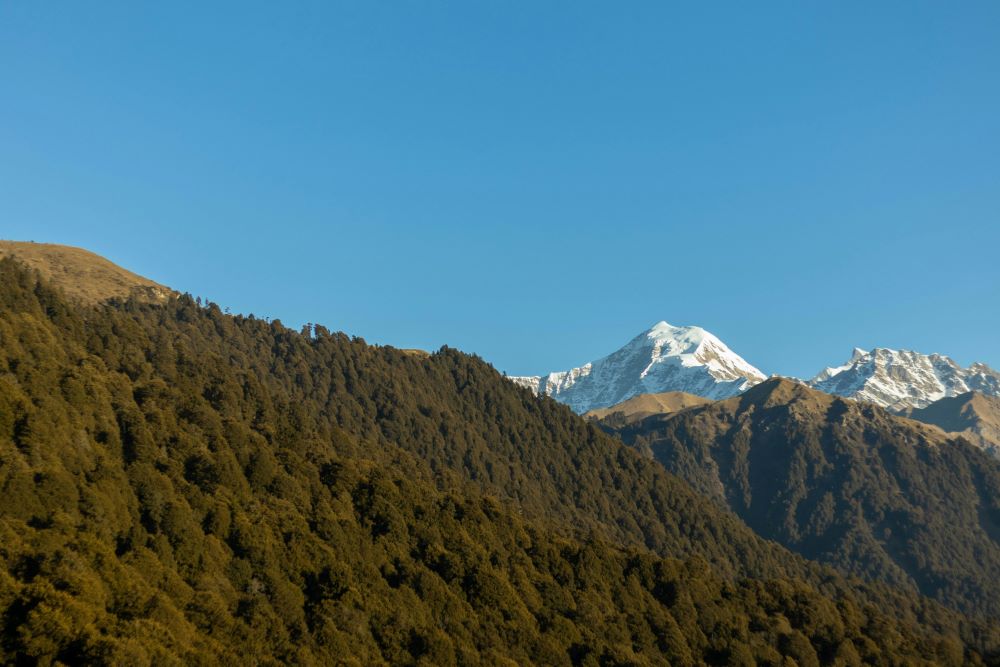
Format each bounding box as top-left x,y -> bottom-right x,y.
903,391 -> 1000,458
584,391 -> 711,424
0,240 -> 173,304
809,347 -> 1000,411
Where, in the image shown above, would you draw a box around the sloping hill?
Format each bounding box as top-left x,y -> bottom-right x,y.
0,255 -> 994,663
602,378 -> 1000,620
0,240 -> 172,304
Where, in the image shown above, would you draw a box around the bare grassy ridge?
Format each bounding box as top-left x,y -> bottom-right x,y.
0,240 -> 172,304
585,391 -> 712,424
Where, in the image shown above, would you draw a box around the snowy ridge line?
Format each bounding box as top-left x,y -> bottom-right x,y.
808,347 -> 1000,411
511,322 -> 1000,415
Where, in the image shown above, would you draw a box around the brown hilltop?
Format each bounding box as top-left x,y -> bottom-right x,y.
584,390 -> 712,424
0,240 -> 173,305
736,376 -> 830,410
733,377 -> 947,439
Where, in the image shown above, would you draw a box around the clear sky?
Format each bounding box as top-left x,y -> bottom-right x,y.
2,2 -> 999,378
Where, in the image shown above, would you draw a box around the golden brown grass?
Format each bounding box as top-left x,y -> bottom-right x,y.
585,391 -> 712,423
0,240 -> 172,304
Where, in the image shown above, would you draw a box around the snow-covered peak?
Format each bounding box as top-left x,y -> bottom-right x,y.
642,322 -> 715,364
646,320 -> 706,347
641,322 -> 761,374
809,347 -> 1000,411
812,347 -> 869,384
510,321 -> 766,413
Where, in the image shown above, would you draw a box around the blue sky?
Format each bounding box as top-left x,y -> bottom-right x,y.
2,1 -> 998,378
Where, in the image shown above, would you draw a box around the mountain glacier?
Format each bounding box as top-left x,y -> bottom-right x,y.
809,347 -> 1000,411
510,321 -> 767,413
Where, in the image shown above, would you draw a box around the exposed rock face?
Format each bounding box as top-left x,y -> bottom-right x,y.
511,321 -> 766,413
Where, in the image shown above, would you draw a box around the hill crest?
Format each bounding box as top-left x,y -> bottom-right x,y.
584,391 -> 712,423
0,240 -> 173,304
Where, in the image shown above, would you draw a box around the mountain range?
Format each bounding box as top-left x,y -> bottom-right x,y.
514,321 -> 1000,454
812,346 -> 1000,411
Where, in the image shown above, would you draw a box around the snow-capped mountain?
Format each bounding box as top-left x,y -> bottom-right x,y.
510,321 -> 767,413
809,347 -> 1000,411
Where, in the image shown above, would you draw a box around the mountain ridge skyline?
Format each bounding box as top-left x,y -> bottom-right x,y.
513,317 -> 1000,413
1,247 -> 991,663
4,0 -> 999,396
2,238 -> 997,384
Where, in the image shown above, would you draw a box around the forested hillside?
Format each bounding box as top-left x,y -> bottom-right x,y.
603,379 -> 1000,621
0,257 -> 996,664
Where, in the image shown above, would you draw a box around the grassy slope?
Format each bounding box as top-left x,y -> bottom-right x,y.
585,392 -> 712,424
0,241 -> 171,305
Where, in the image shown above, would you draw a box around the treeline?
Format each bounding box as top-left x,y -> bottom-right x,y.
0,257 -> 995,664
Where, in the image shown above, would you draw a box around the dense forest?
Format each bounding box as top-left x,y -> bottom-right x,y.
602,378 -> 1000,620
1,257 -> 998,664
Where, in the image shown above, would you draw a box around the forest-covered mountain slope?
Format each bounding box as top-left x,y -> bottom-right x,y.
602,379 -> 1000,621
0,257 -> 996,664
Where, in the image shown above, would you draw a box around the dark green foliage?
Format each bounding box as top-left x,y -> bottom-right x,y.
0,257 -> 996,664
604,378 -> 1000,621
